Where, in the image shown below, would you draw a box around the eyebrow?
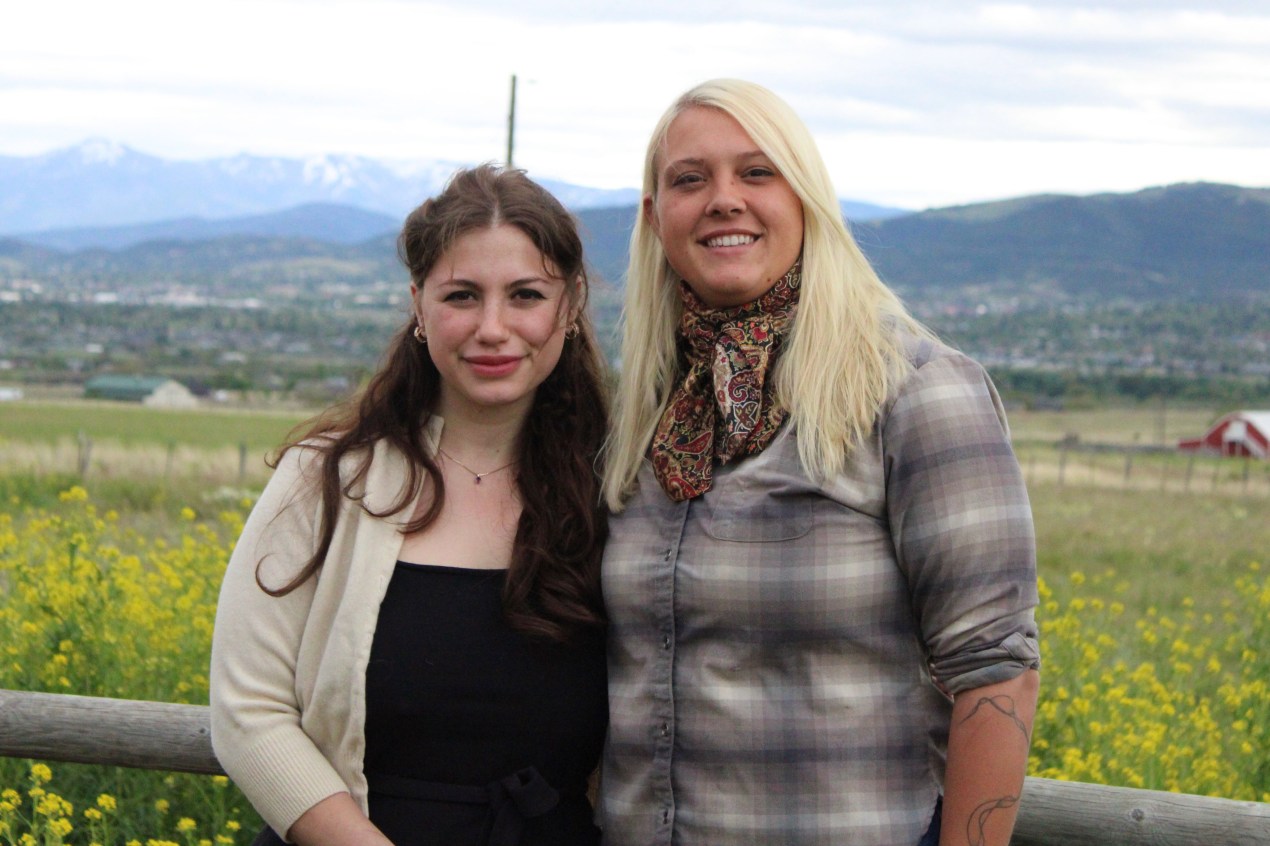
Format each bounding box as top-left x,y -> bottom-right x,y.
662,150 -> 771,176
434,276 -> 557,289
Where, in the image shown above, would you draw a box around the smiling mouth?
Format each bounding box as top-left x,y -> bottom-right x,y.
703,234 -> 757,248
467,355 -> 520,367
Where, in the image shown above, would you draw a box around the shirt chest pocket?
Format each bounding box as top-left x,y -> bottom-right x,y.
704,469 -> 817,542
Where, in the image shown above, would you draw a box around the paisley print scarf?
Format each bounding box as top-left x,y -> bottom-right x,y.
650,262 -> 801,501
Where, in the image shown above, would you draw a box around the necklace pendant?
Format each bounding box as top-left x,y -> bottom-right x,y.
474,475 -> 483,484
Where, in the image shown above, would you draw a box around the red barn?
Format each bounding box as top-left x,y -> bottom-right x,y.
1178,410 -> 1270,459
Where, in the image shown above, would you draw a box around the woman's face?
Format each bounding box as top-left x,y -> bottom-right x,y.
645,106 -> 804,309
412,224 -> 572,422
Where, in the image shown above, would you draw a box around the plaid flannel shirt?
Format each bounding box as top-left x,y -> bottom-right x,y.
600,340 -> 1040,846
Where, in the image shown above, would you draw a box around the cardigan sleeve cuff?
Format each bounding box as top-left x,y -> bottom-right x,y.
214,724 -> 352,840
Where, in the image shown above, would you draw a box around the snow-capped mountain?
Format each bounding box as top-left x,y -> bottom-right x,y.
0,140 -> 641,234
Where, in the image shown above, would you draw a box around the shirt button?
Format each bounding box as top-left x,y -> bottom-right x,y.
661,809 -> 670,824
661,635 -> 671,650
660,723 -> 669,737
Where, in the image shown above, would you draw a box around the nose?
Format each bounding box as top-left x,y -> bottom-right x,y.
705,176 -> 745,217
475,301 -> 511,344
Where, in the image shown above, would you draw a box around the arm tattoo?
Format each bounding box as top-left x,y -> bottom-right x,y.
966,794 -> 1019,846
959,695 -> 1030,742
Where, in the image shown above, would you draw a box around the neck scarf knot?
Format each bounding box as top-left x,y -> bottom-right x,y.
650,262 -> 801,501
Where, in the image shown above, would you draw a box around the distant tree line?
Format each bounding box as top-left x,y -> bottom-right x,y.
990,368 -> 1269,410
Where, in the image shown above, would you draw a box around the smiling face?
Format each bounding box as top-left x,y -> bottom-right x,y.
646,106 -> 805,309
412,224 -> 572,423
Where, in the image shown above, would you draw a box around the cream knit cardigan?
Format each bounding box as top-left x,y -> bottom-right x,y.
209,419 -> 442,837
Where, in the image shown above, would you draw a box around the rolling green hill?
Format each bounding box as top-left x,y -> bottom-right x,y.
3,182 -> 1266,303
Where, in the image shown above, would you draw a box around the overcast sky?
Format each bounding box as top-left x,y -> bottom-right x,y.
4,0 -> 1268,209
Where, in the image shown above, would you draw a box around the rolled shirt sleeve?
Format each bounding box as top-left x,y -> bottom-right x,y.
882,349 -> 1041,694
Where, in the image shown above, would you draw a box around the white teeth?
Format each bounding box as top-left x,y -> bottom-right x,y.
705,234 -> 755,248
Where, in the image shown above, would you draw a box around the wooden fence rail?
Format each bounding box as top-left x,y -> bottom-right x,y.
2,689 -> 1268,845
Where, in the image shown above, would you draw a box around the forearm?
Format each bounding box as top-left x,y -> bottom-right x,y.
286,792 -> 394,846
940,669 -> 1039,846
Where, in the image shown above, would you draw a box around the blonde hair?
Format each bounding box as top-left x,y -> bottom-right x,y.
603,78 -> 933,510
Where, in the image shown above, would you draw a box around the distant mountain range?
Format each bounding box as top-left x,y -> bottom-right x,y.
852,182 -> 1270,300
0,140 -> 906,239
1,172 -> 1266,304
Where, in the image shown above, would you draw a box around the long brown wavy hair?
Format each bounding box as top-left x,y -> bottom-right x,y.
261,164 -> 609,643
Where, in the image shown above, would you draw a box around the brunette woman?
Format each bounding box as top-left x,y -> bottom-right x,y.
211,164 -> 609,846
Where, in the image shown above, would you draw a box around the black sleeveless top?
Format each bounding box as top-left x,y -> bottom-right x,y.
363,562 -> 607,846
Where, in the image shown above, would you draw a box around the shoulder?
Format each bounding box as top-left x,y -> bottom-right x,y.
889,333 -> 996,405
879,335 -> 1010,446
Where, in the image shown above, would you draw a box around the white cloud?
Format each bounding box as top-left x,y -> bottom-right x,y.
2,0 -> 1268,206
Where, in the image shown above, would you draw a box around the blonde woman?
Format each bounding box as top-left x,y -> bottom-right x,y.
601,80 -> 1040,846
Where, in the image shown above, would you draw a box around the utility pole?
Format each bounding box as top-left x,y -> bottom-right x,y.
506,74 -> 517,168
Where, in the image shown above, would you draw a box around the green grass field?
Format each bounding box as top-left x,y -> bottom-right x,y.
1,399 -> 1267,843
0,401 -> 308,450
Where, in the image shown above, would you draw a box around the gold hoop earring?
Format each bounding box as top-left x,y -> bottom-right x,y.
413,325 -> 427,344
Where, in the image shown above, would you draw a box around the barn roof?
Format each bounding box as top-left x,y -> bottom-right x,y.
1224,410 -> 1270,433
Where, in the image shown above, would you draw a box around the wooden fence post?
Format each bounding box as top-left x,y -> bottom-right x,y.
1183,452 -> 1195,493
76,430 -> 92,479
1012,776 -> 1270,846
238,442 -> 248,484
3,689 -> 1269,845
0,689 -> 220,775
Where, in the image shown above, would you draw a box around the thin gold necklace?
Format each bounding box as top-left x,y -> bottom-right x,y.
437,446 -> 516,485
